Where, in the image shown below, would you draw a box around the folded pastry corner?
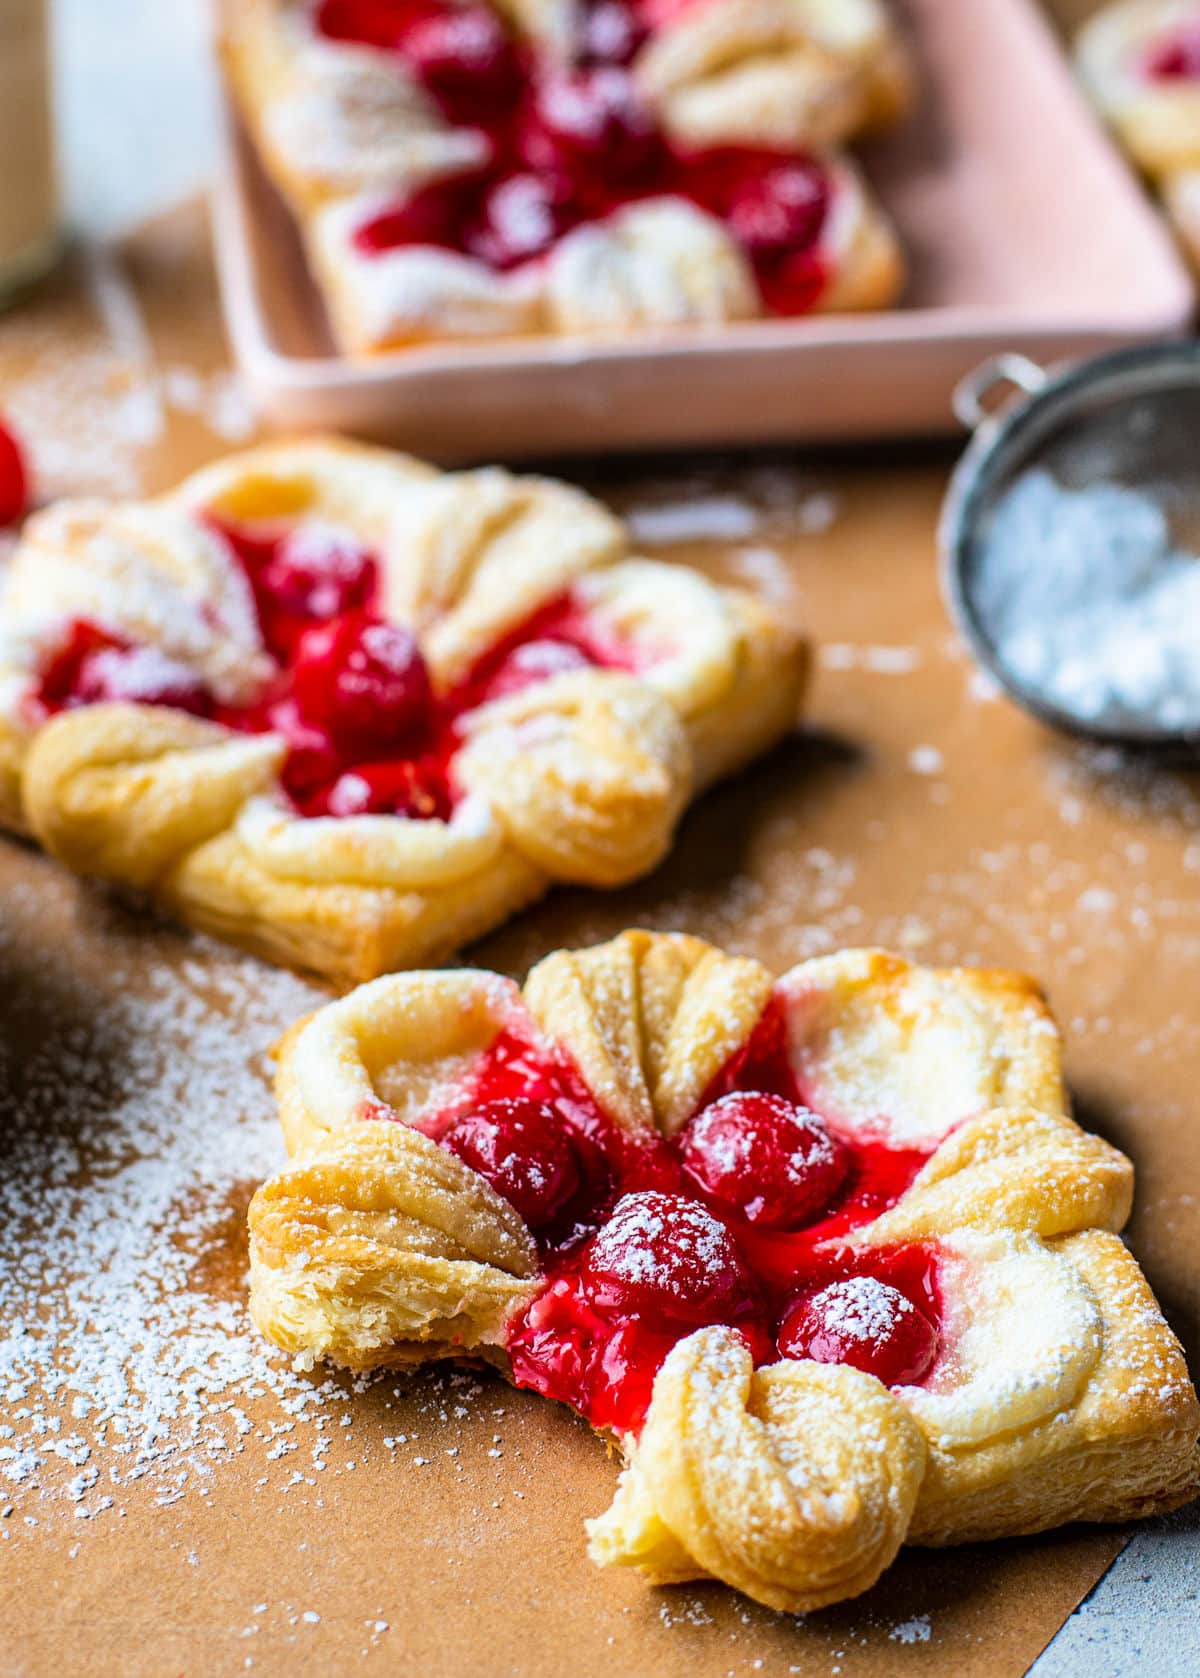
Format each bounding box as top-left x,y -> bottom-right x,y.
245,929 -> 1200,1610
0,441 -> 808,982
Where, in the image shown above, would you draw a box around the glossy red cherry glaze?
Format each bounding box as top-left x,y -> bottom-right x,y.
392,995 -> 945,1436
328,0 -> 835,316
354,136 -> 833,313
0,417 -> 28,526
290,613 -> 433,758
35,621 -> 215,718
1144,23 -> 1200,79
30,514 -> 646,824
583,1190 -> 756,1323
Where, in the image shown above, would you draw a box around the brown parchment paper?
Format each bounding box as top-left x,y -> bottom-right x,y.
1,183 -> 1197,1675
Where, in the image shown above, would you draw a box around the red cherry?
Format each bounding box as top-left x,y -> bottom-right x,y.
1145,24 -> 1200,79
443,1098 -> 582,1230
524,69 -> 661,180
479,637 -> 593,700
0,418 -> 29,525
353,179 -> 474,255
469,173 -> 579,270
291,612 -> 434,757
253,698 -> 344,802
680,1092 -> 847,1229
315,757 -> 452,820
724,161 -> 829,257
259,526 -> 378,624
316,0 -> 434,51
777,1276 -> 938,1387
754,248 -> 827,317
73,642 -> 213,716
403,6 -> 520,118
579,0 -> 649,66
582,1190 -> 754,1324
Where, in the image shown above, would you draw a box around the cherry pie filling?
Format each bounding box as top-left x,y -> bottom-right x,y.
404,995 -> 945,1437
321,0 -> 834,314
28,513 -> 651,823
1143,20 -> 1200,80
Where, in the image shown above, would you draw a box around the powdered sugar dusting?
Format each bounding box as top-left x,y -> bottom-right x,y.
808,1277 -> 913,1346
0,241 -> 257,502
0,869 -> 357,1523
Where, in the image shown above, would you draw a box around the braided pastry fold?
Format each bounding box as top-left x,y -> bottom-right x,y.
587,1326 -> 928,1612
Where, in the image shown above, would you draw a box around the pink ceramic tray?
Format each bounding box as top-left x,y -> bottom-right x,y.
212,0 -> 1194,461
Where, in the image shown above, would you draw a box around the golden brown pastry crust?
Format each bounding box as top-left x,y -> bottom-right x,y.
245,931 -> 1200,1611
220,0 -> 907,352
633,0 -> 914,153
0,443 -> 807,984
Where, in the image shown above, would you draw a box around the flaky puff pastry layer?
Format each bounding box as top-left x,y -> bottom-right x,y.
246,931 -> 1200,1613
632,0 -> 914,152
220,0 -> 906,354
0,442 -> 807,984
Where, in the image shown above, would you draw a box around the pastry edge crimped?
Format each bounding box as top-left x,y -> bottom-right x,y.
244,929 -> 1200,1609
0,440 -> 807,985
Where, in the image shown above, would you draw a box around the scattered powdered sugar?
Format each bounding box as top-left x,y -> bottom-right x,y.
808,1278 -> 911,1346
907,745 -> 944,776
973,469 -> 1200,730
613,464 -> 840,550
0,876 -> 367,1523
587,1191 -> 734,1297
625,495 -> 763,546
822,643 -> 922,675
0,240 -> 257,502
890,1614 -> 932,1644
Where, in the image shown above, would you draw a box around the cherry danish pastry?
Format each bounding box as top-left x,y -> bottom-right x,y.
0,440 -> 806,981
247,930 -> 1200,1611
219,0 -> 910,350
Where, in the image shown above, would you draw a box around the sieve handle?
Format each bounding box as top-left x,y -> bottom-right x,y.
952,354 -> 1048,430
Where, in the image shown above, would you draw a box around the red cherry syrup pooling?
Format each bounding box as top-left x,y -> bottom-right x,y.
34,621 -> 214,717
404,994 -> 946,1436
0,417 -> 28,526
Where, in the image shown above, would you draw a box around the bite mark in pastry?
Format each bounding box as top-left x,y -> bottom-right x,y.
246,931 -> 1200,1611
0,441 -> 807,982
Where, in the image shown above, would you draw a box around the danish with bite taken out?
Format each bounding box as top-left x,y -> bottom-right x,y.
0,442 -> 806,984
247,931 -> 1200,1612
220,0 -> 908,352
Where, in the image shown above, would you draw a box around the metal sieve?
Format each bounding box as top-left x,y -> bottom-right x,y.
939,339 -> 1200,755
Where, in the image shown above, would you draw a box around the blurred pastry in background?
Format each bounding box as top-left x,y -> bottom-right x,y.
1076,0 -> 1200,264
220,0 -> 911,354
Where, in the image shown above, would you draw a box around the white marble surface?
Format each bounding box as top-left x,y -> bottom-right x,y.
33,4 -> 1200,1673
